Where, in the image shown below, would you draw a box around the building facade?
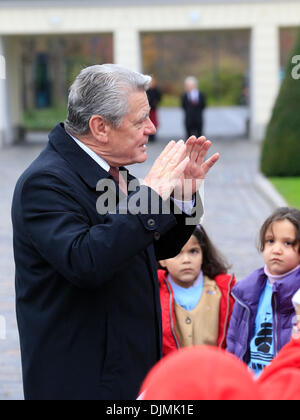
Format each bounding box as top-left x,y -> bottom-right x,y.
0,0 -> 300,145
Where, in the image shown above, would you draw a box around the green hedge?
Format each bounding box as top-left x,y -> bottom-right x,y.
23,106 -> 67,131
260,31 -> 300,176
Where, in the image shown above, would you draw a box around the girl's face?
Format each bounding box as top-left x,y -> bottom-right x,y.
160,235 -> 203,288
263,219 -> 300,276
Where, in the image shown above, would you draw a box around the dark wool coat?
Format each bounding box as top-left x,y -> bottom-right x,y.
12,123 -> 200,400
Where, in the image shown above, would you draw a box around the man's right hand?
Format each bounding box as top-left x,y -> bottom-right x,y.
142,140 -> 190,200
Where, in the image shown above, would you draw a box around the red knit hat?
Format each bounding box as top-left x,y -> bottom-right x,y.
140,346 -> 261,400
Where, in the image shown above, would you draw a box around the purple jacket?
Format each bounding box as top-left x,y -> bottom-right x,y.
226,267 -> 300,363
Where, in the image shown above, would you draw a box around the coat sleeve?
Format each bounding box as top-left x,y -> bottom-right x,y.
153,191 -> 203,261
20,172 -> 179,289
226,300 -> 240,355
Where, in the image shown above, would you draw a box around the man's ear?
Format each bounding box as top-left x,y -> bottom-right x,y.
159,260 -> 167,269
89,115 -> 109,144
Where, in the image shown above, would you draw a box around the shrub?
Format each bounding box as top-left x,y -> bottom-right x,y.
260,30 -> 300,176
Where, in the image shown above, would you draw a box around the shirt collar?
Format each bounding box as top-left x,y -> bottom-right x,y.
67,131 -> 111,172
264,264 -> 300,285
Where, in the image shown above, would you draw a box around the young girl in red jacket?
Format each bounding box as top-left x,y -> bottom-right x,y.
158,225 -> 236,356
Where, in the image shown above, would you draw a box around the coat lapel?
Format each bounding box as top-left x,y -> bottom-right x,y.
49,123 -> 110,189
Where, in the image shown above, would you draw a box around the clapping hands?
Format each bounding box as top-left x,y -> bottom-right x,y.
142,136 -> 220,201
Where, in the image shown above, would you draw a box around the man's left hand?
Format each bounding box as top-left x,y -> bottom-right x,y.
173,136 -> 220,201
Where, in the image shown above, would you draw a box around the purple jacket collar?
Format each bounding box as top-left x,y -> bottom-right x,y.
233,267 -> 300,314
227,267 -> 300,360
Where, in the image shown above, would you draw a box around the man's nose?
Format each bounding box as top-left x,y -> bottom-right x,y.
146,118 -> 156,135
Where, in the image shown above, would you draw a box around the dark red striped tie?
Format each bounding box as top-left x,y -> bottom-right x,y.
109,166 -> 128,196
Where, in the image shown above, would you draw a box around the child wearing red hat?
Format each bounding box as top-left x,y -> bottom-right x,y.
140,345 -> 261,400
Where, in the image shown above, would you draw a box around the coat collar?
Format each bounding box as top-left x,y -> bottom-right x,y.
48,123 -> 134,189
233,267 -> 300,313
232,268 -> 268,310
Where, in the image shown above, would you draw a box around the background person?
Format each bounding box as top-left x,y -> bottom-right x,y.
181,76 -> 206,138
146,77 -> 162,142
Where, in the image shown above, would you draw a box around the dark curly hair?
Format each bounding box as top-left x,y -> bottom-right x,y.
193,225 -> 231,279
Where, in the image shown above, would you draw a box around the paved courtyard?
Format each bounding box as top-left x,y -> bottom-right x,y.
0,108 -> 275,400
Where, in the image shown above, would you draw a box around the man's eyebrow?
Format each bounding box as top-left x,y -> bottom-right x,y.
136,110 -> 150,123
143,109 -> 151,118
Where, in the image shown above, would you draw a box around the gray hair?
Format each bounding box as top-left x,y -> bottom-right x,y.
64,64 -> 152,136
184,76 -> 198,87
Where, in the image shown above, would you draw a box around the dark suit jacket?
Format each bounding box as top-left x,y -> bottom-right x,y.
12,123 -> 200,400
181,91 -> 206,128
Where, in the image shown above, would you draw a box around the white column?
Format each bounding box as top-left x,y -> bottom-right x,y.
5,37 -> 23,144
113,29 -> 142,72
0,37 -> 7,148
0,36 -> 23,147
249,24 -> 280,141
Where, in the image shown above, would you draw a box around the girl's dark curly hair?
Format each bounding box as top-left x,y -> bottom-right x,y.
193,225 -> 231,279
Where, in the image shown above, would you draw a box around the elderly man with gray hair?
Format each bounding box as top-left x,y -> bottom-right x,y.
182,76 -> 207,138
12,64 -> 219,400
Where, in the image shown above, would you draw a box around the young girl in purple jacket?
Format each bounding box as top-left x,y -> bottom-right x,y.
227,207 -> 300,376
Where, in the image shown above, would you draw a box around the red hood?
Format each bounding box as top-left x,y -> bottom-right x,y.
141,339 -> 300,400
141,345 -> 261,400
258,338 -> 300,400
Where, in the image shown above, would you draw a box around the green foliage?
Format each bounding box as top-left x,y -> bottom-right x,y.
261,31 -> 300,176
161,69 -> 245,108
161,94 -> 181,108
23,106 -> 67,131
200,68 -> 244,106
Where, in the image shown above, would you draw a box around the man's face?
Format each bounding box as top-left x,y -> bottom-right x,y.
106,90 -> 156,167
185,81 -> 196,92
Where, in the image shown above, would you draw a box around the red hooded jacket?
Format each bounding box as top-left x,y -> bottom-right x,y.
158,269 -> 236,356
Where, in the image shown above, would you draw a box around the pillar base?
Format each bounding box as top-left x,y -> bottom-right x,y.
0,125 -> 26,147
250,122 -> 266,142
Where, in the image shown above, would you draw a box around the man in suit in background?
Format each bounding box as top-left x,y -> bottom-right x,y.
12,64 -> 219,400
182,76 -> 206,138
